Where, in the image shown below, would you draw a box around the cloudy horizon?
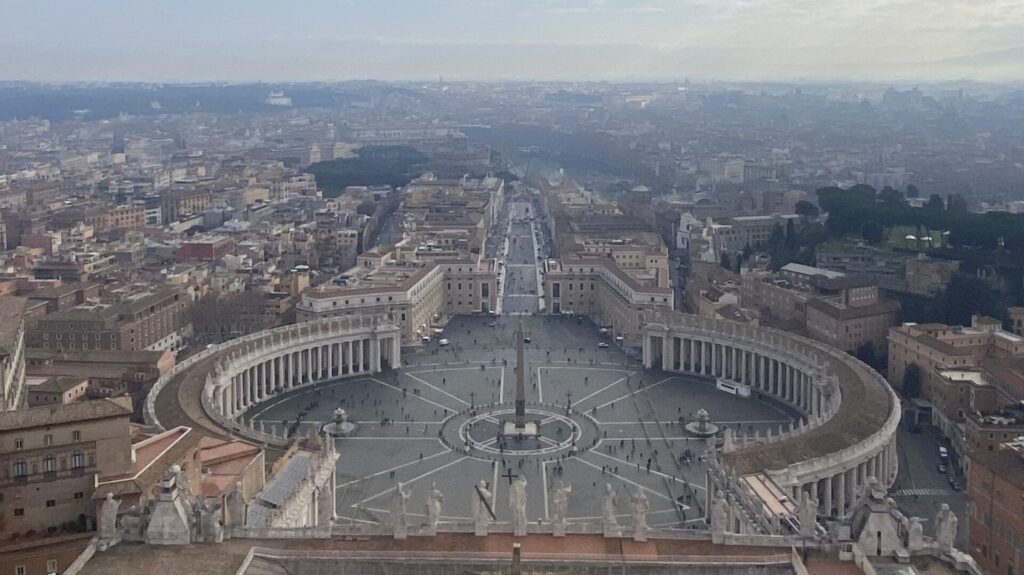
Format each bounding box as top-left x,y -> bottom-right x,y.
2,0 -> 1023,83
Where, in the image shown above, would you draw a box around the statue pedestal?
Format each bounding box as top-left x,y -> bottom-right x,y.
603,525 -> 621,538
501,421 -> 539,438
552,521 -> 566,537
474,523 -> 489,537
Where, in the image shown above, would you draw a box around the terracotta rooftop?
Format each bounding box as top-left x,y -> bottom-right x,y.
0,396 -> 132,432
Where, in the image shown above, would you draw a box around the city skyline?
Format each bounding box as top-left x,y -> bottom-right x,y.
2,0 -> 1024,83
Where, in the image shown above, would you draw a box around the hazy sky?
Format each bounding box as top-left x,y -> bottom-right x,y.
2,0 -> 1023,82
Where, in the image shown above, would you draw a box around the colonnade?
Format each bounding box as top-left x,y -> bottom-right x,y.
642,315 -> 900,520
650,335 -> 828,419
219,335 -> 401,418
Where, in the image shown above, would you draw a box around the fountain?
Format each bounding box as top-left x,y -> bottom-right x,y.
323,407 -> 358,437
685,408 -> 720,438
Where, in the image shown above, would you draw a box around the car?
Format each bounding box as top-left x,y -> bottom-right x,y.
438,338 -> 450,346
937,464 -> 948,474
523,337 -> 531,343
487,321 -> 497,327
597,342 -> 609,349
949,481 -> 961,492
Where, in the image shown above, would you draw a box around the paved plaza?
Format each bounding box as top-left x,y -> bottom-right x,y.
246,315 -> 800,531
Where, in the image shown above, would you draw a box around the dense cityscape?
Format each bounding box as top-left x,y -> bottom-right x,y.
1,32 -> 1024,575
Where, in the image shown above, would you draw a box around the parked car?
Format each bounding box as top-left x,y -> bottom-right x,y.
439,338 -> 450,346
937,464 -> 948,474
598,342 -> 609,349
523,337 -> 531,343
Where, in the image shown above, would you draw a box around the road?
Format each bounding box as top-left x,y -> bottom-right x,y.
890,426 -> 967,547
499,201 -> 541,315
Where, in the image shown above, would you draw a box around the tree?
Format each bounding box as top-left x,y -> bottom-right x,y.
902,363 -> 922,398
720,252 -> 733,271
862,221 -> 884,245
356,199 -> 377,216
742,243 -> 754,261
795,200 -> 819,218
769,223 -> 785,248
906,184 -> 920,198
785,219 -> 799,250
939,273 -> 1004,326
946,193 -> 968,213
878,186 -> 905,205
925,193 -> 945,211
855,342 -> 878,369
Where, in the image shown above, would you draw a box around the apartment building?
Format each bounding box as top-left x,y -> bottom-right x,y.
888,316 -> 1024,437
968,438 -> 1024,575
0,397 -> 134,539
804,276 -> 900,357
31,287 -> 190,352
297,255 -> 497,344
543,257 -> 674,348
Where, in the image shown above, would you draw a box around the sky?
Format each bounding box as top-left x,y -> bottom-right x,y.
1,0 -> 1023,83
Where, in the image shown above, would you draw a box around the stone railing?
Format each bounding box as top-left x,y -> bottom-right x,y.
145,315 -> 393,441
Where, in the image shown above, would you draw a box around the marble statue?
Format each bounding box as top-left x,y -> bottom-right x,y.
908,516 -> 924,551
424,481 -> 444,535
602,483 -> 620,537
552,481 -> 571,537
509,476 -> 528,536
711,491 -> 730,535
472,480 -> 493,536
195,501 -> 224,544
630,488 -> 650,542
390,482 -> 411,539
100,492 -> 121,541
935,503 -> 958,552
121,505 -> 147,542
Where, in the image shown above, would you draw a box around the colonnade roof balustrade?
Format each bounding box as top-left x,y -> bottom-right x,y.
643,311 -> 899,482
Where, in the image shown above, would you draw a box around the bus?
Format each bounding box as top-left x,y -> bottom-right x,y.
716,379 -> 752,398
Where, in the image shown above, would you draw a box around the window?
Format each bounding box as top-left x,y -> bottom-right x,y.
46,499 -> 56,507
71,451 -> 84,469
47,560 -> 57,573
14,438 -> 22,450
43,455 -> 56,474
44,434 -> 53,446
74,491 -> 84,499
13,460 -> 27,478
14,508 -> 24,516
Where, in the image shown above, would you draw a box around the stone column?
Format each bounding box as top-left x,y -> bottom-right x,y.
824,473 -> 833,517
328,343 -> 335,377
836,470 -> 846,516
347,341 -> 354,374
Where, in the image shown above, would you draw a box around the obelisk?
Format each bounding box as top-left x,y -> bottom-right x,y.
514,322 -> 526,427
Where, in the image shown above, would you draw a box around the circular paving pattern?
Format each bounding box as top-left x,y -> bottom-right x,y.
443,403 -> 600,459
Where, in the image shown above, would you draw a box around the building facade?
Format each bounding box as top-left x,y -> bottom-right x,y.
0,397 -> 134,539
